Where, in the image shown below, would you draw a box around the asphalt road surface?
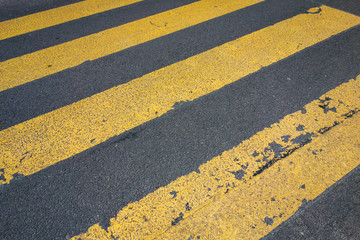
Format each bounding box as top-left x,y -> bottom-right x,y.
0,0 -> 359,239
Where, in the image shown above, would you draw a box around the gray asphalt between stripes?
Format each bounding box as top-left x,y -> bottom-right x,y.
319,0 -> 360,16
1,0 -> 359,239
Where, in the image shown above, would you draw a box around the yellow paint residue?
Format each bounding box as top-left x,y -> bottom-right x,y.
0,0 -> 144,40
72,75 -> 360,239
1,6 -> 359,185
0,0 -> 264,92
161,113 -> 360,239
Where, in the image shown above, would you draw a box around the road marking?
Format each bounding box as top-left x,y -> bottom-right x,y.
0,0 -> 264,92
159,97 -> 360,239
0,6 -> 359,185
0,0 -> 144,40
72,75 -> 360,239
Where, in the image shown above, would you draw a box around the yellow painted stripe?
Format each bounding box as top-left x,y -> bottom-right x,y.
0,0 -> 264,92
72,75 -> 360,239
161,103 -> 360,239
0,6 -> 359,185
0,0 -> 144,40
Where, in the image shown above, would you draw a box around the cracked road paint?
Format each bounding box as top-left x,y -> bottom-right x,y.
1,6 -> 359,185
159,101 -> 360,240
71,75 -> 360,239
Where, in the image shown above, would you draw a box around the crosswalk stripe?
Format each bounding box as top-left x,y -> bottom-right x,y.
0,0 -> 144,40
0,6 -> 359,185
72,75 -> 360,239
0,0 -> 263,92
160,101 -> 360,239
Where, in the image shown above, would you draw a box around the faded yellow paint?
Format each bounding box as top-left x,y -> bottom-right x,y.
0,0 -> 144,40
1,6 -> 359,185
0,0 -> 264,92
160,106 -> 360,239
72,76 -> 360,240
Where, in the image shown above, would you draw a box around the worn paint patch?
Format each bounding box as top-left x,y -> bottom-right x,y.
157,90 -> 360,239
72,75 -> 360,239
230,169 -> 246,180
1,6 -> 359,185
263,217 -> 274,226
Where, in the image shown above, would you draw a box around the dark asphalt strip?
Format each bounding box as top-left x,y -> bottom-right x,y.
318,0 -> 360,16
262,165 -> 360,240
1,25 -> 359,240
0,0 -> 198,61
0,0 -> 320,130
0,0 -> 83,22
